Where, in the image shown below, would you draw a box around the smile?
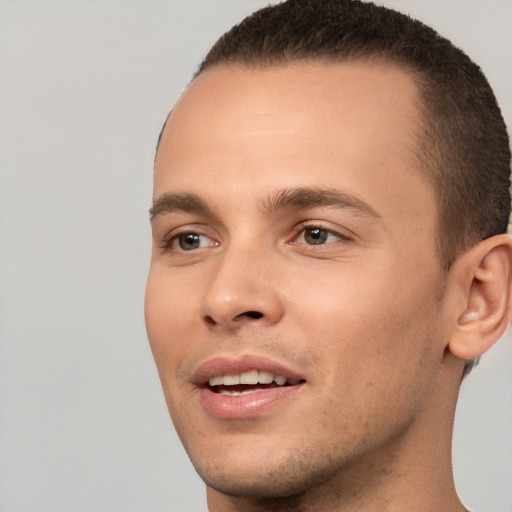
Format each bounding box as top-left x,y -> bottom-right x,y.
195,356 -> 307,419
208,370 -> 303,395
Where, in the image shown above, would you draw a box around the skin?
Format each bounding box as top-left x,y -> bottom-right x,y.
145,61 -> 509,511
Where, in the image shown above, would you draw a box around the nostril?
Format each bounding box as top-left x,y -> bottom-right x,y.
204,315 -> 217,326
243,311 -> 263,319
203,310 -> 265,327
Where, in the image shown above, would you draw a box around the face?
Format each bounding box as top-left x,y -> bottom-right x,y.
145,62 -> 449,500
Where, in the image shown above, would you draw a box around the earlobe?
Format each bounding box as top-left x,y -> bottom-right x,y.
448,234 -> 512,361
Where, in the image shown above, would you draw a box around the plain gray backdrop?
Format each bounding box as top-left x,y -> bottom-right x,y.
1,1 -> 511,511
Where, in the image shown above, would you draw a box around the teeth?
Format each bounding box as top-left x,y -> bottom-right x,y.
240,369 -> 258,385
274,375 -> 287,386
209,375 -> 224,386
208,370 -> 291,387
223,374 -> 240,385
219,389 -> 259,396
258,370 -> 273,384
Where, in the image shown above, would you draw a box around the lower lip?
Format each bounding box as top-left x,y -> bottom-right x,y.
199,385 -> 303,419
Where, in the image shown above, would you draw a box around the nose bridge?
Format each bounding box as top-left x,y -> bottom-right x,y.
200,237 -> 283,328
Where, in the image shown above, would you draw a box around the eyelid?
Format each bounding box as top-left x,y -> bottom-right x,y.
161,224 -> 218,250
292,221 -> 353,242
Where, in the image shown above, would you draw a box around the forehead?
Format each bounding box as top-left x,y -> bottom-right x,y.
154,61 -> 433,239
155,60 -> 423,184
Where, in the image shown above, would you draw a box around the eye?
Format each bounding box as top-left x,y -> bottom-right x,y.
295,226 -> 344,245
171,232 -> 216,251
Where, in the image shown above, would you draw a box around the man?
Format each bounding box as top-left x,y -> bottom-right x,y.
145,1 -> 512,510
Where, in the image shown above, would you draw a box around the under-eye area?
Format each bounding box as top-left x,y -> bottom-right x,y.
208,370 -> 306,396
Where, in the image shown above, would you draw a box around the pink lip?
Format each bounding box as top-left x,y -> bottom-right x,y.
193,354 -> 307,420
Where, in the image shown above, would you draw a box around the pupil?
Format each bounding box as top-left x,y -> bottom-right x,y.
179,233 -> 200,250
305,228 -> 328,245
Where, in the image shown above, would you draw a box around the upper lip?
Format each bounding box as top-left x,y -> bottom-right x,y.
192,354 -> 307,386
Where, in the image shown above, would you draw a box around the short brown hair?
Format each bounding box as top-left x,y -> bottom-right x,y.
195,0 -> 511,271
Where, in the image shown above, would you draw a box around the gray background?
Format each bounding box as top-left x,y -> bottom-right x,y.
0,1 -> 510,511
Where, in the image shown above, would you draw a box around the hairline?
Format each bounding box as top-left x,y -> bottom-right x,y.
156,56 -> 449,269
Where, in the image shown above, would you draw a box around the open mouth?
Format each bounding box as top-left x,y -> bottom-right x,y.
207,369 -> 306,396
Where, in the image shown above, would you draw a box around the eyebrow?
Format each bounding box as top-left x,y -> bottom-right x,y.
149,186 -> 380,223
149,193 -> 212,222
263,187 -> 381,218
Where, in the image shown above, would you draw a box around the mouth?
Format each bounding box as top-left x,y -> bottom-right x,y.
194,356 -> 307,419
207,369 -> 305,396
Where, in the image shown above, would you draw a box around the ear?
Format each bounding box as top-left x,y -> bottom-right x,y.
448,234 -> 512,360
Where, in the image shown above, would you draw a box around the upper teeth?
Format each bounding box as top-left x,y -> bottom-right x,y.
209,370 -> 288,387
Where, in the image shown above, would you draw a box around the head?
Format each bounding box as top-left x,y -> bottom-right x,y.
146,0 -> 511,509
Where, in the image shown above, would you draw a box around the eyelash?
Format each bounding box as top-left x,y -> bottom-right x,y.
161,222 -> 349,254
292,222 -> 350,246
162,229 -> 217,252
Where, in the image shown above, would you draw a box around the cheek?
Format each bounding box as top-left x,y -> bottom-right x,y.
144,270 -> 205,431
144,269 -> 197,374
287,260 -> 441,384
295,272 -> 441,444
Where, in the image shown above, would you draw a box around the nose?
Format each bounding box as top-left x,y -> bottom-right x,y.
200,245 -> 284,330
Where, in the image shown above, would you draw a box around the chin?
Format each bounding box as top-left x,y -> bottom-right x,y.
189,448 -> 345,500
201,470 -> 318,500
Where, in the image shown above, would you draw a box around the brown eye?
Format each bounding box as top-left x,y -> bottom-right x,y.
298,227 -> 343,245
